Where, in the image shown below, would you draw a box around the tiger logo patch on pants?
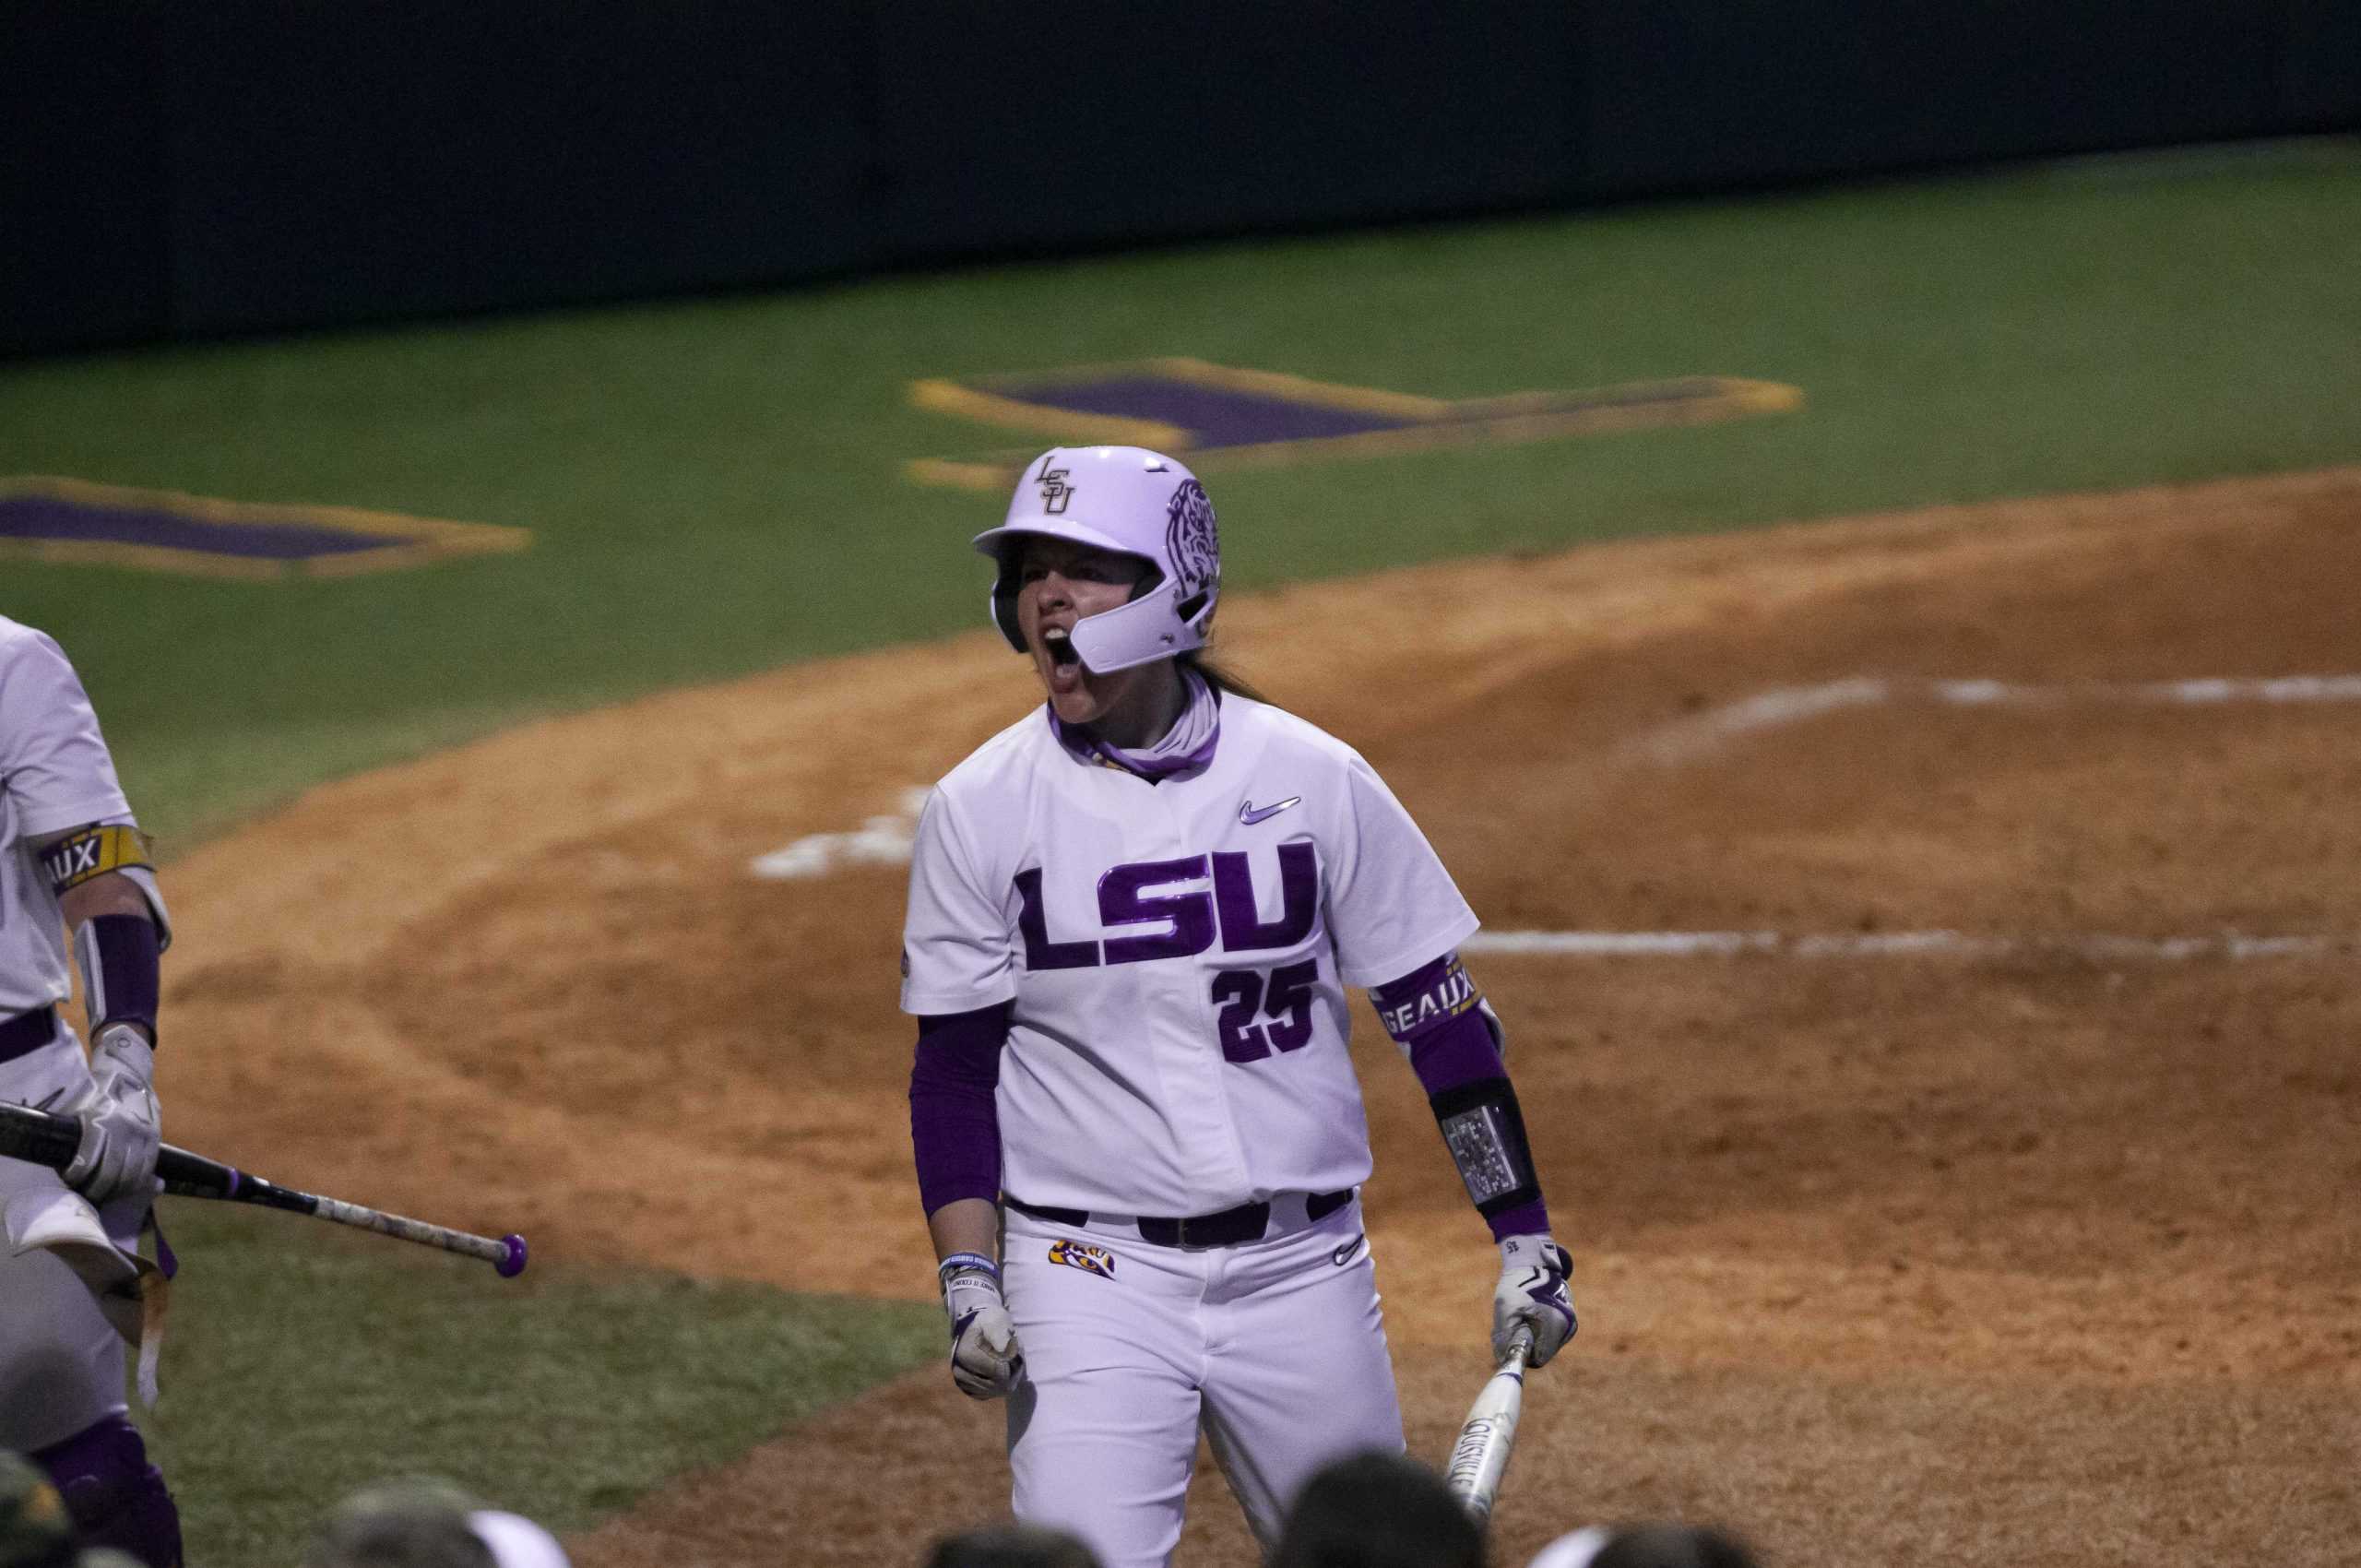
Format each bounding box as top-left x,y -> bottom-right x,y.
1047,1239 -> 1117,1280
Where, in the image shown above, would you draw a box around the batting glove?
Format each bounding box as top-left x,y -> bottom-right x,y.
940,1252 -> 1026,1399
1492,1232 -> 1577,1368
57,1025 -> 162,1208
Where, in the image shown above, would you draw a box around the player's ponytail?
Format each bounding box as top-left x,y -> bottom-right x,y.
1177,647 -> 1269,705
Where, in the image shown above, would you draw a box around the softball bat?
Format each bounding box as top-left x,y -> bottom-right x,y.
0,1100 -> 528,1277
1444,1324 -> 1536,1524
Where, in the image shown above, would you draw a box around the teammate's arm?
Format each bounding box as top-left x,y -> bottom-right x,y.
30,826 -> 166,1207
1370,953 -> 1577,1368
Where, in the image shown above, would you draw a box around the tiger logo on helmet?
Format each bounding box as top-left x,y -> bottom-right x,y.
1165,480 -> 1220,626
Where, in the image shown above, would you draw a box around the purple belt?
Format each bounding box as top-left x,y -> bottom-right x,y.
1008,1189 -> 1353,1249
0,1006 -> 57,1063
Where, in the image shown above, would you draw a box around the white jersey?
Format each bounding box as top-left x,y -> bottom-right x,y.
0,617 -> 135,1016
901,694 -> 1479,1217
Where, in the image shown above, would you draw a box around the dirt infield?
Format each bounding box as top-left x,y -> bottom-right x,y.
160,469 -> 2360,1566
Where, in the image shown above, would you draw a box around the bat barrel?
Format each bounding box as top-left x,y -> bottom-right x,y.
1445,1326 -> 1536,1525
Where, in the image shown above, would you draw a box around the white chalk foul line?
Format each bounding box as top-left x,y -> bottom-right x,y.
1462,930 -> 2343,960
1636,673 -> 2361,763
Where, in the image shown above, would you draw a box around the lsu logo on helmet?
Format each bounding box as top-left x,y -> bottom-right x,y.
1048,1239 -> 1118,1280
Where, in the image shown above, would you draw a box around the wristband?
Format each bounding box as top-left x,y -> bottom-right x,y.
938,1252 -> 1000,1285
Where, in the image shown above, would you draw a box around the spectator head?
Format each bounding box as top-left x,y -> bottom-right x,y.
0,1453 -> 75,1568
1270,1449 -> 1485,1568
304,1480 -> 492,1568
1526,1523 -> 1761,1568
304,1479 -> 571,1568
924,1523 -> 1102,1568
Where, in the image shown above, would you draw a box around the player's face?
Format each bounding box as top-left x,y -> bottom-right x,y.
1014,538 -> 1169,736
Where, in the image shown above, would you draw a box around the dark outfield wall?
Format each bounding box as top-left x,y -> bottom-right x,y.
6,0 -> 2357,356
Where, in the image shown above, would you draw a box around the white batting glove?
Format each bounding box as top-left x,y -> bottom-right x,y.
1492,1232 -> 1577,1368
940,1253 -> 1025,1399
50,1025 -> 162,1208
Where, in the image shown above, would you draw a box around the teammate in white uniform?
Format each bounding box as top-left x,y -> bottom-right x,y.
903,448 -> 1578,1568
0,616 -> 182,1567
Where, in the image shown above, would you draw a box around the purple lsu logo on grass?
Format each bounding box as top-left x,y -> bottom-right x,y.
904,357 -> 1803,493
0,476 -> 527,580
1048,1240 -> 1117,1280
1015,841 -> 1317,970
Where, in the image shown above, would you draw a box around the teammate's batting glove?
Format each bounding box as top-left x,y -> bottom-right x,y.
55,1025 -> 162,1208
940,1252 -> 1026,1399
1492,1232 -> 1577,1368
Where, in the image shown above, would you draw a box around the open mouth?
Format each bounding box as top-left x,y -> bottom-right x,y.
1043,627 -> 1082,670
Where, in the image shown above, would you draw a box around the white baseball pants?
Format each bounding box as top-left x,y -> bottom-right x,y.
1001,1194 -> 1404,1568
0,1023 -> 136,1453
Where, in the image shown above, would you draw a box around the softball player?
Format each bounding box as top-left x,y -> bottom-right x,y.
0,615 -> 182,1567
903,447 -> 1577,1568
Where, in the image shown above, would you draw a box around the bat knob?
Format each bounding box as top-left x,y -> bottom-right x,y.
495,1234 -> 529,1278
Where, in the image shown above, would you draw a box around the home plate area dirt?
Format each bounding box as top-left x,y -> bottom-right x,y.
161,469 -> 2361,1566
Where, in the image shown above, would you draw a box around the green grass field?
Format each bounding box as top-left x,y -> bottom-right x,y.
5,137 -> 2359,1562
144,1205 -> 940,1562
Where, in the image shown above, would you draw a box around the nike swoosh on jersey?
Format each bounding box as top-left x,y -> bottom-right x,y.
1240,796 -> 1302,825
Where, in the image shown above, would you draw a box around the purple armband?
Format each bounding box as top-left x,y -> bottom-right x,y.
1373,954 -> 1501,1094
909,1003 -> 1012,1217
1373,955 -> 1551,1241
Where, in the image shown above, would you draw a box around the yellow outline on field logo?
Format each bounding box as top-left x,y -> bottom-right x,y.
0,475 -> 529,581
904,356 -> 1802,491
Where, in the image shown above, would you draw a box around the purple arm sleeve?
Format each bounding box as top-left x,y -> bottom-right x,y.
1373,955 -> 1552,1241
78,912 -> 161,1042
909,1002 -> 1012,1218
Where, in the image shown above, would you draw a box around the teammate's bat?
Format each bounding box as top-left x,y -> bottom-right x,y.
0,1100 -> 528,1277
1444,1324 -> 1536,1525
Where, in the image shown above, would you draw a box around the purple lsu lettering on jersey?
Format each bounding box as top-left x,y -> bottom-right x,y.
1014,841 -> 1319,970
